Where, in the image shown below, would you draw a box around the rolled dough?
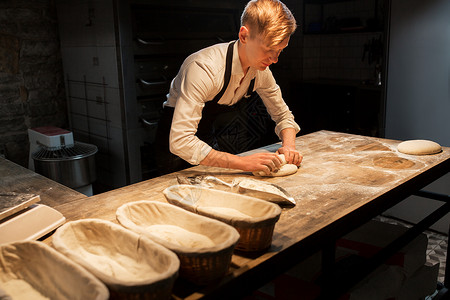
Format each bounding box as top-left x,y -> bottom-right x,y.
253,154 -> 298,177
397,140 -> 442,155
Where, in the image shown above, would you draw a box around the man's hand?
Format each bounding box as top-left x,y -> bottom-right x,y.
276,146 -> 302,166
200,150 -> 283,175
278,128 -> 302,166
238,152 -> 283,175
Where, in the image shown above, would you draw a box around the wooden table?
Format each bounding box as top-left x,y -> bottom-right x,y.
0,157 -> 85,207
4,131 -> 449,299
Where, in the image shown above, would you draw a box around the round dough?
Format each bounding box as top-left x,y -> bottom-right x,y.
397,140 -> 442,155
253,154 -> 298,177
278,154 -> 287,165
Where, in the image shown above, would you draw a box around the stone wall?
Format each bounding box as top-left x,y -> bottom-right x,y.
0,0 -> 67,167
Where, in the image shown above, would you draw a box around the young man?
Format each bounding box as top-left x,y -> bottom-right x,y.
155,0 -> 302,175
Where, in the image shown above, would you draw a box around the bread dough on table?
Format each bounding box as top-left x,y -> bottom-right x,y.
397,140 -> 442,155
253,154 -> 298,177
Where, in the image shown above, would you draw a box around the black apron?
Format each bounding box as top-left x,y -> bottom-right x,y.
155,41 -> 256,175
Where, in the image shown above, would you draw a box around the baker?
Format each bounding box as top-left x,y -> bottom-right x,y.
155,0 -> 302,176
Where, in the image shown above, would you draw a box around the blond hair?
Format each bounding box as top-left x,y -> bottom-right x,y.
241,0 -> 297,47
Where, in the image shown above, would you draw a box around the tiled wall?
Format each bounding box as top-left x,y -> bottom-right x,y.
302,0 -> 384,83
56,0 -> 137,191
303,32 -> 382,82
304,0 -> 378,28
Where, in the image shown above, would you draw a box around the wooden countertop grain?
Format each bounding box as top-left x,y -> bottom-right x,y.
0,157 -> 85,207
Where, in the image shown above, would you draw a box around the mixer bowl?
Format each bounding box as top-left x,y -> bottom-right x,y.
32,142 -> 97,189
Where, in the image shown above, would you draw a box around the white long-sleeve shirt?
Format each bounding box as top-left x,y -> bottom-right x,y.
163,41 -> 300,165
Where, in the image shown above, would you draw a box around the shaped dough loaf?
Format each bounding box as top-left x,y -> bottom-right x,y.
252,154 -> 298,177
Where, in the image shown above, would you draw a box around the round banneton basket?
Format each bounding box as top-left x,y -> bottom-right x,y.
116,200 -> 240,285
52,219 -> 180,300
163,185 -> 282,252
0,240 -> 109,300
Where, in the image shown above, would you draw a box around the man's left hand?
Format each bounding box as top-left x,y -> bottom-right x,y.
277,146 -> 302,166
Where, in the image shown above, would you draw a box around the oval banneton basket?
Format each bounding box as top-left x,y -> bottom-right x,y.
116,201 -> 240,285
0,240 -> 109,300
52,219 -> 180,300
163,185 -> 282,252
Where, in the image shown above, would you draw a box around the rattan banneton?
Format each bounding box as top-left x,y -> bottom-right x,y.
0,240 -> 109,299
116,200 -> 240,285
52,219 -> 179,300
163,185 -> 282,252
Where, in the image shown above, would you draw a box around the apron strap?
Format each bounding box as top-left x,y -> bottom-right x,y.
211,41 -> 235,103
211,41 -> 256,103
244,78 -> 255,98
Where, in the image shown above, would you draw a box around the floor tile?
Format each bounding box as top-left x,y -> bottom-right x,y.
376,215 -> 448,283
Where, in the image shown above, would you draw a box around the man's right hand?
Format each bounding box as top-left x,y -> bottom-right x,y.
237,152 -> 283,175
200,149 -> 283,175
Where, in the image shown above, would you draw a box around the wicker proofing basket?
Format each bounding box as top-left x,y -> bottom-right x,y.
52,219 -> 180,300
0,240 -> 109,300
163,185 -> 282,252
116,200 -> 240,285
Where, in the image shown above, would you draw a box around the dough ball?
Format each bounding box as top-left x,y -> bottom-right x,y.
278,154 -> 287,164
397,140 -> 442,155
252,154 -> 298,177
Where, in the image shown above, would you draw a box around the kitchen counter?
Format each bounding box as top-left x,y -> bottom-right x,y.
0,157 -> 86,207
2,130 -> 449,299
